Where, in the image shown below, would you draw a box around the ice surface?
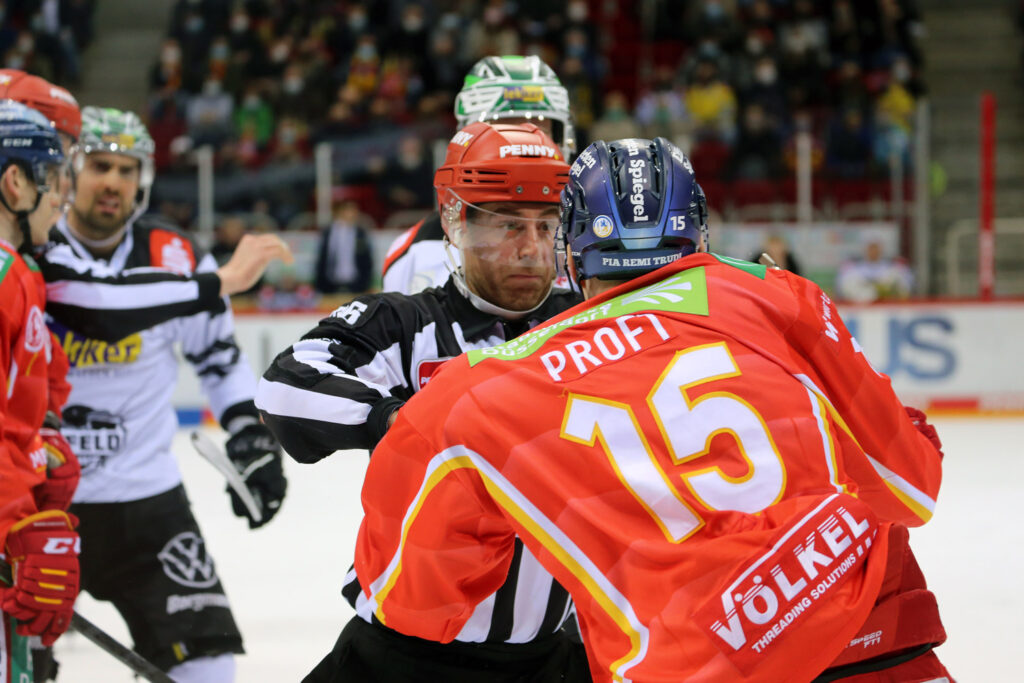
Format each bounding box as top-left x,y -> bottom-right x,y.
54,418 -> 1021,681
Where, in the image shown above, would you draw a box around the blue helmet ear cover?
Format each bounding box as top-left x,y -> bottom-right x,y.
561,136 -> 706,282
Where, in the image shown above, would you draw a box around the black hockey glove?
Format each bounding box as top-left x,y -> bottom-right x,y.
225,423 -> 287,528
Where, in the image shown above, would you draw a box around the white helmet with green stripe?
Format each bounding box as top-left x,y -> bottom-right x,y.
455,55 -> 575,156
74,106 -> 156,219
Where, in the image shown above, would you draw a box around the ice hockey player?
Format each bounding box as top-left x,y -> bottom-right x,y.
258,122 -> 590,682
0,100 -> 81,683
351,136 -> 952,682
381,54 -> 576,294
38,106 -> 286,682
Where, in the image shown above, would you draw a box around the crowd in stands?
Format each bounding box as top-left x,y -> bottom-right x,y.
1,0 -> 925,301
0,0 -> 94,86
144,0 -> 925,237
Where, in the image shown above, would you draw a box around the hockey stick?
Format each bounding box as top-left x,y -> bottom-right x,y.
0,560 -> 174,683
189,431 -> 264,524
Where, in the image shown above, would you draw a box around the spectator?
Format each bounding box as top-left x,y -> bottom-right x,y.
234,84 -> 274,142
749,233 -> 803,276
314,200 -> 373,294
836,240 -> 913,302
186,77 -> 234,146
590,91 -> 641,144
258,268 -> 319,311
684,56 -> 738,143
211,215 -> 248,266
727,103 -> 783,180
635,65 -> 691,149
740,54 -> 787,129
380,135 -> 434,211
825,106 -> 872,178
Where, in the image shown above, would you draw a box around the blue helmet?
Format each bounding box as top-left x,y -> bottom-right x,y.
559,137 -> 707,282
0,99 -> 65,252
0,99 -> 64,194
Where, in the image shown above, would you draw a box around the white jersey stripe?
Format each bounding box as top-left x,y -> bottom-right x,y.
255,379 -> 373,426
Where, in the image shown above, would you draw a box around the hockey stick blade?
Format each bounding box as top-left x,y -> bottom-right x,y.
190,431 -> 264,524
0,560 -> 174,683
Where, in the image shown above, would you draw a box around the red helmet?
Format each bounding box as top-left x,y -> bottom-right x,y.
434,121 -> 569,230
0,69 -> 82,141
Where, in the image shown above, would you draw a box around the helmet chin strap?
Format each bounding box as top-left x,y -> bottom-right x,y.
443,237 -> 553,320
0,170 -> 42,255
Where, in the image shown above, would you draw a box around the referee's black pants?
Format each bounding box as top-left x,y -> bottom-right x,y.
304,616 -> 591,683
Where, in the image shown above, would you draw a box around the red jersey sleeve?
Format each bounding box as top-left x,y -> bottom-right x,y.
777,270 -> 942,525
46,334 -> 71,417
355,412 -> 517,643
0,260 -> 45,545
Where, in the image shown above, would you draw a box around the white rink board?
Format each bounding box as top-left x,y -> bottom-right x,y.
171,302 -> 1024,416
54,418 -> 1021,681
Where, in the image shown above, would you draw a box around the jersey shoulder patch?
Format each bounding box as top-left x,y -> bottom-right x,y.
147,229 -> 196,274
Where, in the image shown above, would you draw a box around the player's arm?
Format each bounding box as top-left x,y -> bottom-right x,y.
41,234 -> 290,343
354,412 -> 515,642
256,296 -> 415,463
0,290 -> 46,541
785,274 -> 942,525
179,254 -> 286,527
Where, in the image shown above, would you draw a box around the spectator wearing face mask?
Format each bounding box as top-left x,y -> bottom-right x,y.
740,54 -> 787,130
380,135 -> 435,211
186,77 -> 234,147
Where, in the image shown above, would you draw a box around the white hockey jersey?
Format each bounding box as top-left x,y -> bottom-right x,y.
42,216 -> 257,503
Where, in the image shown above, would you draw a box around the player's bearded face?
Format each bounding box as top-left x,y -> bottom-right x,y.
72,152 -> 140,234
460,201 -> 557,311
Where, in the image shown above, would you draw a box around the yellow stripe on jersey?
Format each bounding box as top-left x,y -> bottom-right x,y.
794,373 -> 936,522
366,445 -> 649,683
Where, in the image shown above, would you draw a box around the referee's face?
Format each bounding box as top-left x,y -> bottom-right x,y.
461,201 -> 557,312
71,152 -> 140,238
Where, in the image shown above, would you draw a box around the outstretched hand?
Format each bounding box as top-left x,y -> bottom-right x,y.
217,234 -> 294,297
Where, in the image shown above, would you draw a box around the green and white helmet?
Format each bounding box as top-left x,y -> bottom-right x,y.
454,55 -> 575,156
75,106 -> 156,217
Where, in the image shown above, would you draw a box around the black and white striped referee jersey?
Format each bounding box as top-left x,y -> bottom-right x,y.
256,277 -> 582,643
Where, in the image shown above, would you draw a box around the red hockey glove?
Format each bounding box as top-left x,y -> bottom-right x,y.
2,511 -> 80,646
905,406 -> 943,459
33,427 -> 81,512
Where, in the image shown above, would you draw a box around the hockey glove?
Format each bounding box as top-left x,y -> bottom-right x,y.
905,406 -> 943,459
33,422 -> 81,512
2,511 -> 80,646
225,423 -> 287,528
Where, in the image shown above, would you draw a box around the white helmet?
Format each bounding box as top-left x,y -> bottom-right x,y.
454,55 -> 575,157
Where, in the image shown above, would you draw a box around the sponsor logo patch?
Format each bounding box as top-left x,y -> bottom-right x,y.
167,593 -> 231,615
592,215 -> 614,238
498,144 -> 558,159
415,358 -> 452,389
502,85 -> 544,103
694,495 -> 877,674
24,305 -> 47,353
158,531 -> 219,589
55,327 -> 142,367
149,230 -> 195,275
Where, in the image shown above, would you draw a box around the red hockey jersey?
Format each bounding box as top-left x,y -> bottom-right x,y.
355,253 -> 943,682
0,241 -> 51,543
